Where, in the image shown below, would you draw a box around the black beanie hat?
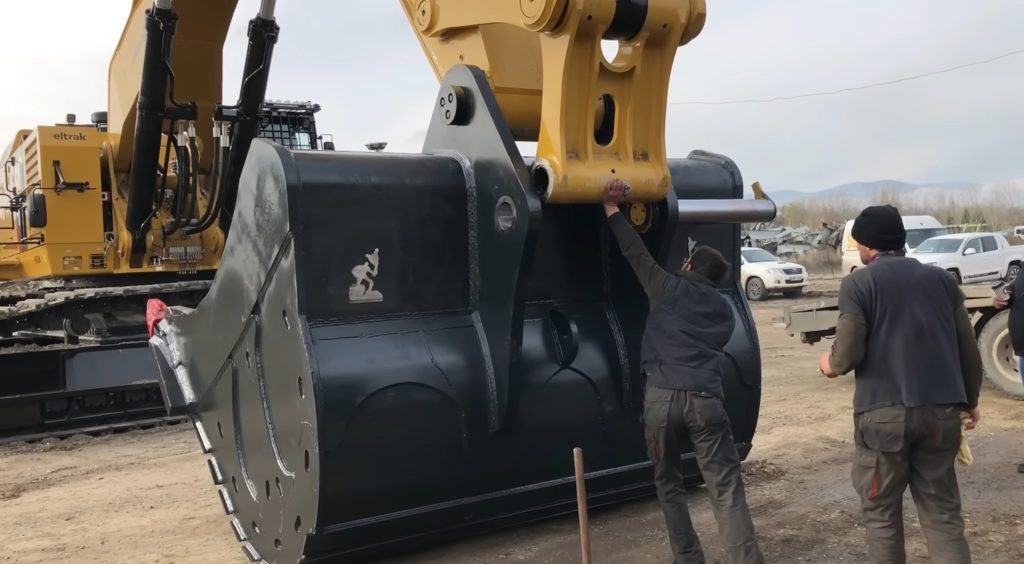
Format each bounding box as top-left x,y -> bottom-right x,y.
851,205 -> 906,251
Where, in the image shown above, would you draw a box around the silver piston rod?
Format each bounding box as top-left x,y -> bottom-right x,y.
676,198 -> 777,224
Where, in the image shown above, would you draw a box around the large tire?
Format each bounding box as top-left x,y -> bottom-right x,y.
1006,262 -> 1021,284
977,310 -> 1023,399
947,269 -> 962,284
745,277 -> 768,301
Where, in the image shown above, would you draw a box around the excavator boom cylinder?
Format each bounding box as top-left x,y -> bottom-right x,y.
125,5 -> 176,266
218,12 -> 280,230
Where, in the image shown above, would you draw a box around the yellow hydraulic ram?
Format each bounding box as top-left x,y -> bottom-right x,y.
401,0 -> 706,203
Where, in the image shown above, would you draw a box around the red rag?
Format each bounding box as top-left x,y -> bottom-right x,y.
146,299 -> 169,337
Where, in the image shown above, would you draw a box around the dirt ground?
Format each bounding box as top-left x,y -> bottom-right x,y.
2,279 -> 1023,564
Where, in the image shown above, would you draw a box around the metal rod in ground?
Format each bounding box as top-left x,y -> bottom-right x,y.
573,447 -> 592,564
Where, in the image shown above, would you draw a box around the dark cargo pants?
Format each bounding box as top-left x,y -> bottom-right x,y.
644,385 -> 764,564
853,405 -> 971,564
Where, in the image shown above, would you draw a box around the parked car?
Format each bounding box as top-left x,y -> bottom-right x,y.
840,215 -> 948,275
908,232 -> 1024,284
740,247 -> 808,301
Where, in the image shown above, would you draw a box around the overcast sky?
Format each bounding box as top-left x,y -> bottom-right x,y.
0,0 -> 1021,192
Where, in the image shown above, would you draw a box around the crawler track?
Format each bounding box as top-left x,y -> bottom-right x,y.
0,413 -> 188,446
0,278 -> 213,445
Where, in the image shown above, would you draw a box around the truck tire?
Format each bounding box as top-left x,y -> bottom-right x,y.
1006,262 -> 1021,284
977,310 -> 1023,399
745,277 -> 767,301
947,269 -> 962,284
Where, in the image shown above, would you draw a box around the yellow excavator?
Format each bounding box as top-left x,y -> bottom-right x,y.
143,1 -> 778,562
0,0 -> 330,441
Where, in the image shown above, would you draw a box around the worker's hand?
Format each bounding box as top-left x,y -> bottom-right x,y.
964,407 -> 981,430
993,296 -> 1008,310
602,179 -> 629,216
819,351 -> 837,378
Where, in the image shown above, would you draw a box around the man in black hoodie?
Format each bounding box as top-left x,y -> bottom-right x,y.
603,180 -> 763,564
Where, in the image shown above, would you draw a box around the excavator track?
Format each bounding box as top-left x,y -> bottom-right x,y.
0,415 -> 188,446
0,279 -> 211,443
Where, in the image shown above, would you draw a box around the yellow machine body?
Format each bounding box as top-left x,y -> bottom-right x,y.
0,0 -> 239,282
0,124 -> 223,281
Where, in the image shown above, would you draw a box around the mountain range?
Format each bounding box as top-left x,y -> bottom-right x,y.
741,179 -> 1024,207
750,180 -> 987,206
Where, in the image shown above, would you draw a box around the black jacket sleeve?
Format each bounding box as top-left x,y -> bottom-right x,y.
607,211 -> 672,304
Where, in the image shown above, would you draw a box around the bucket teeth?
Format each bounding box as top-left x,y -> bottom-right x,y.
241,542 -> 260,562
208,457 -> 225,485
230,518 -> 248,542
218,487 -> 235,515
193,419 -> 213,453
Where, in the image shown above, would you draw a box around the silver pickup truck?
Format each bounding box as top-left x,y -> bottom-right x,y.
783,283 -> 1021,398
908,232 -> 1023,285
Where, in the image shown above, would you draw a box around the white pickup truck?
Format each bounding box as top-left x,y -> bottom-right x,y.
908,232 -> 1023,284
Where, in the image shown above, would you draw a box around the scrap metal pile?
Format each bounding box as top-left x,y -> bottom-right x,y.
742,223 -> 841,257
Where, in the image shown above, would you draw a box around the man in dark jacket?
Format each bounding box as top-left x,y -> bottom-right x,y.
603,180 -> 763,564
993,275 -> 1023,472
820,205 -> 982,564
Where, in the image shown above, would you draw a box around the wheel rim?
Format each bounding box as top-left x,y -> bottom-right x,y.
989,325 -> 1023,391
748,279 -> 764,300
1008,265 -> 1021,283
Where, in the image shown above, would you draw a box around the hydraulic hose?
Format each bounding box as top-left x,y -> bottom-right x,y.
184,126 -> 227,235
186,133 -> 200,221
163,131 -> 190,237
154,120 -> 177,208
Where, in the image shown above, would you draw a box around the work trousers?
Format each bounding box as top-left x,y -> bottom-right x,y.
852,404 -> 971,564
644,385 -> 763,564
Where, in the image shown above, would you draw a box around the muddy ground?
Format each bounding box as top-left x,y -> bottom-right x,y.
2,280 -> 1023,564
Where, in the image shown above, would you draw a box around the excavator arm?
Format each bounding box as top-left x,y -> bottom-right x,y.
108,0 -> 279,266
400,0 -> 706,203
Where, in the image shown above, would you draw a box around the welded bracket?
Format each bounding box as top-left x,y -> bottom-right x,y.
422,65 -> 542,433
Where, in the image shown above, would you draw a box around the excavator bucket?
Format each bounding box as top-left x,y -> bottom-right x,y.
149,67 -> 774,563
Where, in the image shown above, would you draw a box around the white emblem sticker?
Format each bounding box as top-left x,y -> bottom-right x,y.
348,248 -> 383,304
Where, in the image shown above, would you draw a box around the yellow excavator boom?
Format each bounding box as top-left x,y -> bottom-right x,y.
400,0 -> 706,203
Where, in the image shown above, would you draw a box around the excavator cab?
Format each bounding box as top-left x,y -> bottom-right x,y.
257,101 -> 327,151
149,1 -> 776,562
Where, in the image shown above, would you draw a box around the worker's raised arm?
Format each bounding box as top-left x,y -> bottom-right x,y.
602,180 -> 672,303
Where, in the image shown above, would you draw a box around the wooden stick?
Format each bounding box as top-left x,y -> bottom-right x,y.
573,447 -> 592,564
